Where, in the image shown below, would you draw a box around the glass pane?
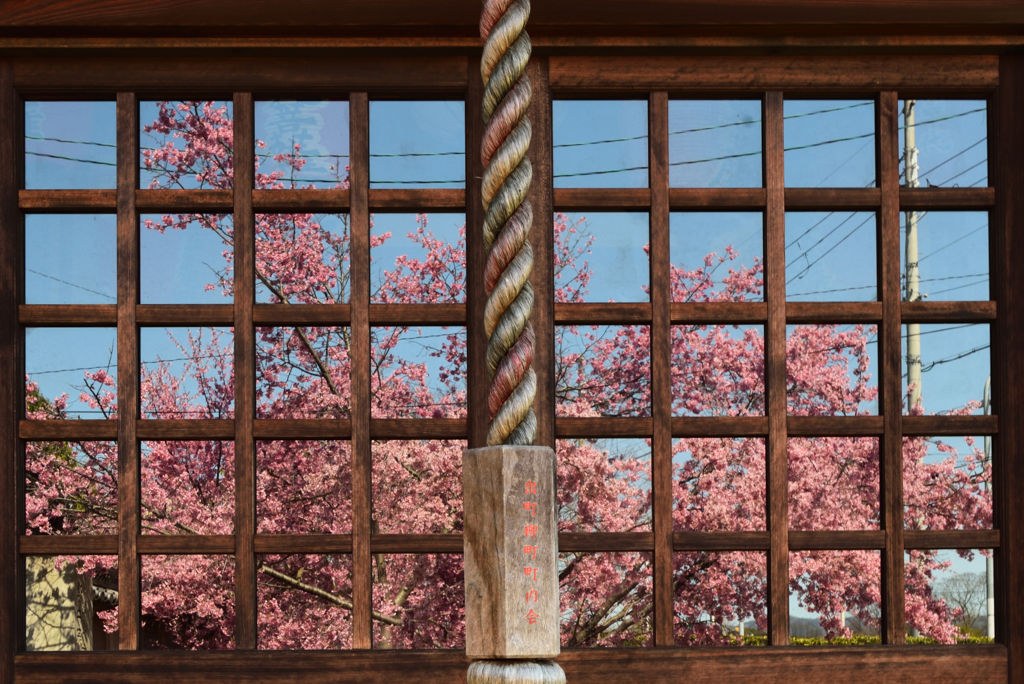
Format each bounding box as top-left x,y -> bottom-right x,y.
140,327 -> 234,419
559,552 -> 652,647
25,327 -> 117,420
902,212 -> 988,302
670,212 -> 763,303
372,440 -> 465,534
553,212 -> 649,303
25,101 -> 116,189
141,214 -> 234,304
899,100 -> 987,188
556,438 -> 651,533
369,101 -> 464,188
257,441 -> 350,534
370,326 -> 466,419
669,101 -> 761,188
784,100 -> 875,188
556,325 -> 651,417
371,213 -> 465,304
26,440 -> 117,535
26,214 -> 116,305
256,213 -> 350,304
674,552 -> 766,646
257,326 -> 351,419
905,548 -> 994,643
674,438 -> 765,531
789,550 -> 881,643
141,441 -> 234,535
786,212 -> 877,301
255,100 -> 350,189
142,555 -> 234,649
25,555 -> 118,651
904,324 -> 990,415
789,437 -> 879,530
258,553 -> 353,649
904,435 -> 992,530
671,325 -> 764,416
371,554 -> 464,649
553,100 -> 648,188
140,101 -> 234,190
787,324 -> 879,416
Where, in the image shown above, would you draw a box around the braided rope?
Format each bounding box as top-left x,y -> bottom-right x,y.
480,0 -> 536,446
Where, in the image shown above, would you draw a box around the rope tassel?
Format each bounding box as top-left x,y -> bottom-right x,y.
480,0 -> 536,447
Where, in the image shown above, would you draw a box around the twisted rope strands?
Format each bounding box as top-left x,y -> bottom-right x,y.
480,0 -> 537,446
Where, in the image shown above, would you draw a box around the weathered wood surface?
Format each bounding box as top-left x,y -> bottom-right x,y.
463,446 -> 559,659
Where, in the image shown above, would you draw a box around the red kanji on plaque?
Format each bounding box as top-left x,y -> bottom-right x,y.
524,524 -> 538,538
526,609 -> 539,624
526,589 -> 538,602
524,479 -> 537,495
523,544 -> 538,559
523,501 -> 538,516
525,567 -> 538,581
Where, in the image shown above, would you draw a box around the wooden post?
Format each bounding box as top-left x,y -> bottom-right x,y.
463,445 -> 564,683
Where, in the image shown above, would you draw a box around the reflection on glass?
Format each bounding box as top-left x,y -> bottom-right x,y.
25,101 -> 116,190
671,325 -> 764,417
258,554 -> 353,650
370,326 -> 466,419
556,325 -> 651,417
673,438 -> 765,531
556,439 -> 651,533
553,212 -> 649,303
140,327 -> 234,419
255,100 -> 350,189
141,441 -> 234,535
371,554 -> 464,649
372,440 -> 465,534
142,555 -> 235,649
787,324 -> 879,415
26,215 -> 116,305
25,441 -> 117,536
674,552 -> 766,646
140,213 -> 234,304
258,441 -> 351,534
899,100 -> 987,188
789,550 -> 881,643
786,212 -> 876,301
784,100 -> 875,188
904,435 -> 992,531
25,556 -> 118,651
903,324 -> 990,416
256,213 -> 350,304
559,552 -> 652,647
371,213 -> 466,304
789,437 -> 879,530
257,326 -> 351,419
670,212 -> 763,303
669,101 -> 761,188
140,100 -> 234,190
25,327 -> 117,420
905,548 -> 994,643
369,101 -> 465,188
553,100 -> 648,189
901,212 -> 988,302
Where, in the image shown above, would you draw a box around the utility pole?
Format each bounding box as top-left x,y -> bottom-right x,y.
904,100 -> 923,409
984,376 -> 995,640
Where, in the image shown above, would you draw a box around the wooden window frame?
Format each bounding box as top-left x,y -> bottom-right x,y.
0,47 -> 1019,684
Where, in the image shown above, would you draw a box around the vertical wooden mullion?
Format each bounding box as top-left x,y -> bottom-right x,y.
116,91 -> 141,650
648,91 -> 673,647
349,92 -> 372,649
763,90 -> 789,646
466,57 -> 488,450
877,91 -> 905,645
232,92 -> 256,650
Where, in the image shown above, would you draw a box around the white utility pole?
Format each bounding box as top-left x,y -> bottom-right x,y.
904,100 -> 922,409
984,376 -> 995,640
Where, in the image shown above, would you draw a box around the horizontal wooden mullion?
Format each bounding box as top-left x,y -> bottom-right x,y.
904,529 -> 1000,550
671,416 -> 768,437
902,414 -> 998,436
670,302 -> 767,324
136,419 -> 235,440
786,302 -> 882,324
19,535 -> 119,555
368,189 -> 465,211
370,534 -> 463,554
673,531 -> 770,551
899,187 -> 995,210
554,302 -> 652,325
20,304 -> 117,326
254,419 -> 352,440
137,535 -> 235,554
788,530 -> 886,551
901,300 -> 996,322
669,188 -> 766,210
555,417 -> 653,438
253,189 -> 349,213
369,419 -> 466,440
560,532 -> 655,553
253,304 -> 351,326
135,189 -> 233,212
368,304 -> 466,325
19,189 -> 116,212
785,188 -> 880,211
787,416 -> 883,437
137,304 -> 234,326
254,534 -> 353,555
20,419 -> 117,441
553,188 -> 650,211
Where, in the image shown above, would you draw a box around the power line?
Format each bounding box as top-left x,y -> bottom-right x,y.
26,269 -> 115,301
